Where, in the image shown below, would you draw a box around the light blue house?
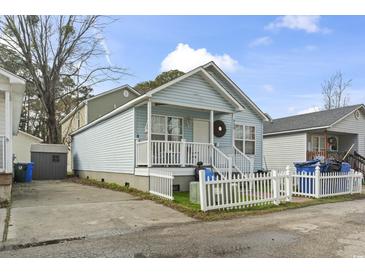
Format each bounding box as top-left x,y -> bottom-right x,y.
71,62 -> 270,191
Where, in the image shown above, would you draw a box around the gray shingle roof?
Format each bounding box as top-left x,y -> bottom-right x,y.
264,104 -> 364,135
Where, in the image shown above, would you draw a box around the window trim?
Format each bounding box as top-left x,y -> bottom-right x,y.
310,135 -> 326,152
234,123 -> 256,156
151,114 -> 184,141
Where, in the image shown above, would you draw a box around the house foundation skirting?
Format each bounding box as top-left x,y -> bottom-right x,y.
74,170 -> 195,192
0,173 -> 12,202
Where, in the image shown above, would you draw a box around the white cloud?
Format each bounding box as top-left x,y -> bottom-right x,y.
266,16 -> 330,33
262,84 -> 274,93
160,43 -> 239,72
297,106 -> 321,115
305,45 -> 318,51
249,36 -> 272,48
96,33 -> 112,66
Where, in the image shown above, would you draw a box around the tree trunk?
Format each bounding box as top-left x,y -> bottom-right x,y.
45,87 -> 60,144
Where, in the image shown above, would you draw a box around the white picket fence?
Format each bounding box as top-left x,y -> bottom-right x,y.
198,170 -> 291,212
292,165 -> 363,198
149,170 -> 174,200
198,166 -> 363,212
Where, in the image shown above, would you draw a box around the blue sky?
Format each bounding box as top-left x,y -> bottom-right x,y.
96,16 -> 365,118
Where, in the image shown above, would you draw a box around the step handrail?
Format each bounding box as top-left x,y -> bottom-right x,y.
233,145 -> 254,174
211,145 -> 232,180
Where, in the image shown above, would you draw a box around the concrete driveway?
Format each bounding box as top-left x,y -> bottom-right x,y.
4,180 -> 193,245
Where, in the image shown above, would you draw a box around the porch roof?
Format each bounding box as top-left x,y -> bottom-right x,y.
264,104 -> 365,136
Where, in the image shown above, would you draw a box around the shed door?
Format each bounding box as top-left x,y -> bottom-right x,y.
193,119 -> 209,143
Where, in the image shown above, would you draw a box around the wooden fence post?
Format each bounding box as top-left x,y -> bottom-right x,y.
272,170 -> 280,205
199,169 -> 207,212
315,164 -> 321,198
285,165 -> 292,202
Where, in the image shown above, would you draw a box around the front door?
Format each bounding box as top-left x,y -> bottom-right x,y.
193,119 -> 210,143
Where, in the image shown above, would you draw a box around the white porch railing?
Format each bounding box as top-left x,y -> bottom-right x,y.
185,142 -> 211,166
151,140 -> 182,166
136,139 -> 243,180
0,136 -> 5,172
149,170 -> 174,200
233,145 -> 254,174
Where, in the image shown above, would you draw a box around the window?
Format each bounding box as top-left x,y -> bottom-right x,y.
311,135 -> 325,151
151,115 -> 183,141
52,155 -> 60,162
234,124 -> 256,155
245,126 -> 256,155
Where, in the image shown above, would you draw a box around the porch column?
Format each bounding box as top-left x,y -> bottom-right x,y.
147,100 -> 152,167
4,90 -> 12,173
210,110 -> 214,145
324,130 -> 328,159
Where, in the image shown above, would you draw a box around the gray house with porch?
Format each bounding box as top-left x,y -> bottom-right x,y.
263,104 -> 365,171
71,62 -> 269,191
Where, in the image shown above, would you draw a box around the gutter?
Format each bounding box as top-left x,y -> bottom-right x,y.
263,125 -> 331,136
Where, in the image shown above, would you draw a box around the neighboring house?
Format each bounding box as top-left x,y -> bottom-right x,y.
263,104 -> 365,170
71,62 -> 270,192
60,85 -> 141,171
13,131 -> 43,163
0,68 -> 26,200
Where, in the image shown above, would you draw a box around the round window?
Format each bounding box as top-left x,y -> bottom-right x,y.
123,90 -> 129,97
354,110 -> 360,120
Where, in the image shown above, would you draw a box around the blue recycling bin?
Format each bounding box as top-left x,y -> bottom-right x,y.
341,162 -> 351,173
14,162 -> 33,183
294,160 -> 320,195
204,167 -> 216,181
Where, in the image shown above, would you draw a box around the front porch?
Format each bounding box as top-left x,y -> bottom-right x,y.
134,100 -> 254,177
306,130 -> 358,161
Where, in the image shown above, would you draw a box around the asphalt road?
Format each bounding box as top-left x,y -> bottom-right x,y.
1,198 -> 365,257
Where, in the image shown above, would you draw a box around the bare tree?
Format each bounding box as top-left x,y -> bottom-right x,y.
0,16 -> 126,143
322,71 -> 352,110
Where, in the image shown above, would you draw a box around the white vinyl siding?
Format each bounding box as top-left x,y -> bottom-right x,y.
263,132 -> 307,170
0,93 -> 5,135
330,109 -> 365,156
152,73 -> 235,113
72,108 -> 135,174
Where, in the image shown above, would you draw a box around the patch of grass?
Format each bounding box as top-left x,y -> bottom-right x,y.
0,199 -> 9,209
69,177 -> 365,221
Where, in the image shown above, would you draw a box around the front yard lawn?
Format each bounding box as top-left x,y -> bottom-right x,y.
70,177 -> 365,221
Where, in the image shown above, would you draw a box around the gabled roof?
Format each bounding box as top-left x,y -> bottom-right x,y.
264,104 -> 365,136
71,62 -> 268,136
203,62 -> 270,121
60,84 -> 140,124
146,64 -> 244,111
